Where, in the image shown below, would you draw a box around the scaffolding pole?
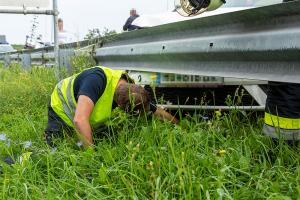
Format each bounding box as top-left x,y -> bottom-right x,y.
52,0 -> 60,79
0,0 -> 60,79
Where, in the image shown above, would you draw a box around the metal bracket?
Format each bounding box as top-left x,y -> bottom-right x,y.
243,85 -> 267,106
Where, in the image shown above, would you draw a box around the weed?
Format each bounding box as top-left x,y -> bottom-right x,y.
70,54 -> 96,74
0,65 -> 299,199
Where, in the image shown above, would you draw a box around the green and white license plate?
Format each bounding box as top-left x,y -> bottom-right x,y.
128,71 -> 224,87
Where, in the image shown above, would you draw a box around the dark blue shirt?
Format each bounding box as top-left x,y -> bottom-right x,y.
74,68 -> 106,104
123,15 -> 141,31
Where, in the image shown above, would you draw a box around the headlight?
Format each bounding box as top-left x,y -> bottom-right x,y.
174,0 -> 226,17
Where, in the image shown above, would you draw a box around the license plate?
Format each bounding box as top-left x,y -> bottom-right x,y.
128,71 -> 223,86
161,74 -> 223,85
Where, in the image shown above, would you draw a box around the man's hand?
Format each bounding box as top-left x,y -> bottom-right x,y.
153,107 -> 179,124
73,95 -> 94,148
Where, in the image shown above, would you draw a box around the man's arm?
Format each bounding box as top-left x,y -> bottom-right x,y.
153,107 -> 179,124
73,95 -> 94,148
123,18 -> 131,31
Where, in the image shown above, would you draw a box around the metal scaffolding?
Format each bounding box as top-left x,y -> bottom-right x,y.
0,0 -> 60,77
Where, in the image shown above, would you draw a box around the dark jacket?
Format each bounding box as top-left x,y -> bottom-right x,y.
123,15 -> 141,31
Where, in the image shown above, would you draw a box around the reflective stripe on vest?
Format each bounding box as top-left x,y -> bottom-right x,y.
263,124 -> 300,140
264,112 -> 300,130
56,76 -> 76,122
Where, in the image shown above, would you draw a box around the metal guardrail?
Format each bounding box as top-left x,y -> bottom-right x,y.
95,1 -> 300,84
0,39 -> 100,70
1,1 -> 300,83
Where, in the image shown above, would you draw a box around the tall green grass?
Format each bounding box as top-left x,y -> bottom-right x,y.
0,64 -> 300,199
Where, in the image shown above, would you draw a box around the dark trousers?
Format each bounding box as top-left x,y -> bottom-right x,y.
44,104 -> 74,146
45,104 -> 110,146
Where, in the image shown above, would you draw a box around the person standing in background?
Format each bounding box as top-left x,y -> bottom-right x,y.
123,9 -> 141,31
57,18 -> 76,44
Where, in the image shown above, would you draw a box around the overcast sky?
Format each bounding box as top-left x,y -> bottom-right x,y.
0,0 -> 172,44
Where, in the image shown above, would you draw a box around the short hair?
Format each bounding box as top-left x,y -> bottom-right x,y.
120,73 -> 135,84
116,83 -> 150,114
130,8 -> 137,15
58,18 -> 63,23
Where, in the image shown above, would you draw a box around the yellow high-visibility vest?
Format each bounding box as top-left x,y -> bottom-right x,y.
50,66 -> 124,127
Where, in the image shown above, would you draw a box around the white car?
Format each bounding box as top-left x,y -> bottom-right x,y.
132,0 -> 283,28
0,35 -> 16,53
0,44 -> 15,53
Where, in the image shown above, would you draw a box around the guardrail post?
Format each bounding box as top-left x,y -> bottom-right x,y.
21,53 -> 31,70
53,0 -> 60,79
59,48 -> 74,74
4,54 -> 10,67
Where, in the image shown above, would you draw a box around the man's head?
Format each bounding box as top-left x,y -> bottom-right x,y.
115,82 -> 150,114
130,8 -> 137,16
58,18 -> 64,32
